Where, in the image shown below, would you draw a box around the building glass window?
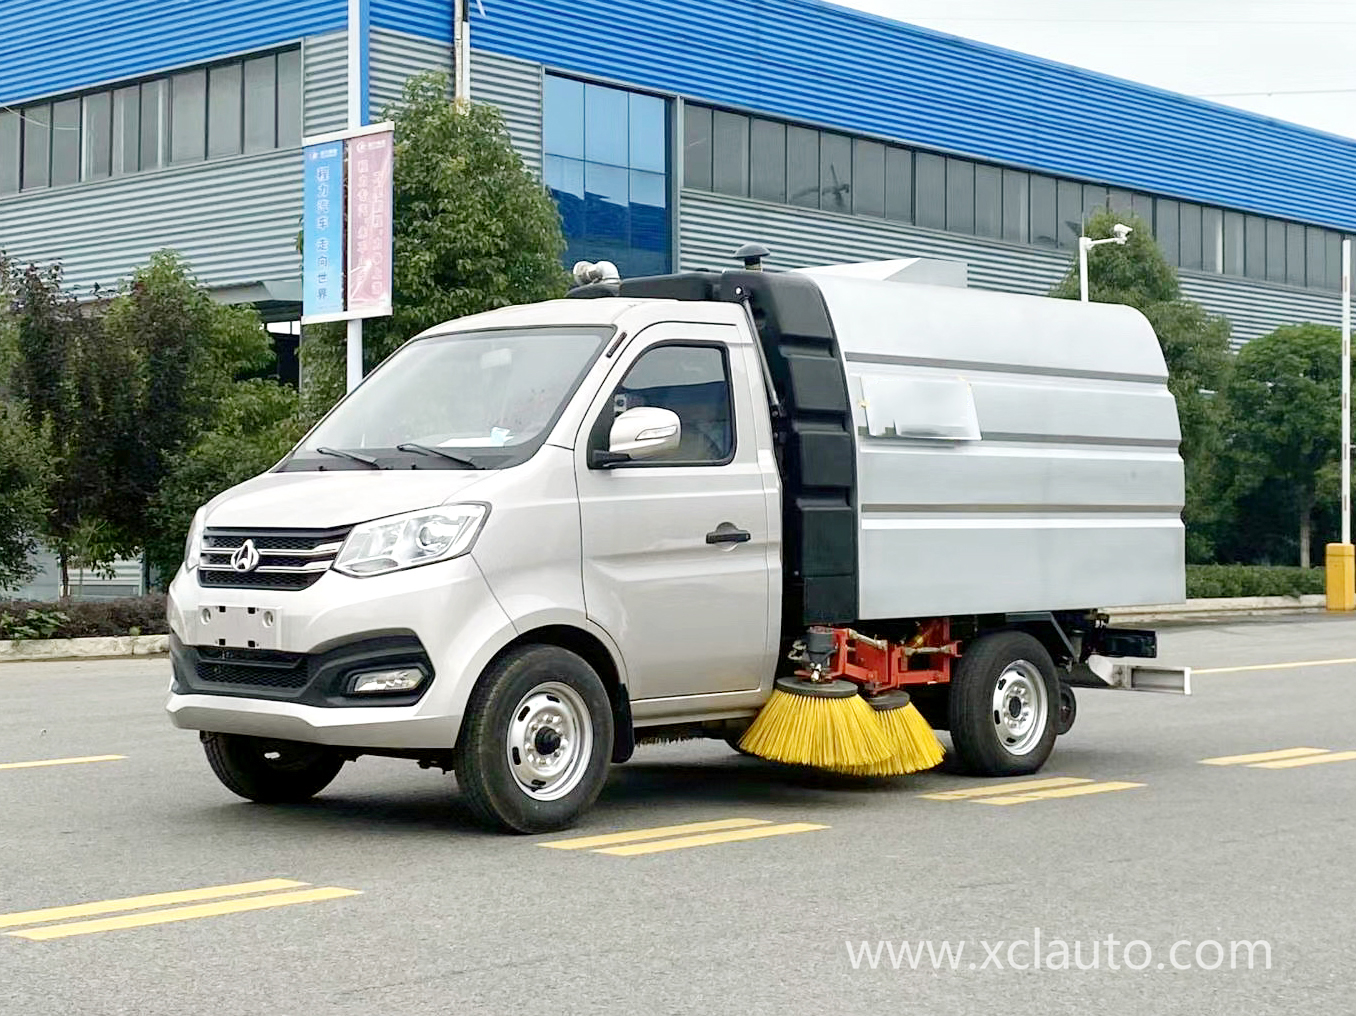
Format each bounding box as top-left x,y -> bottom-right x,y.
1056,179 -> 1081,249
243,56 -> 276,154
1202,207 -> 1223,273
207,63 -> 243,159
1244,216 -> 1266,279
1156,199 -> 1179,264
82,92 -> 112,180
749,118 -> 786,203
1285,223 -> 1306,287
1265,218 -> 1286,283
170,69 -> 206,164
1131,192 -> 1154,223
544,74 -> 671,278
946,157 -> 975,234
1223,211 -> 1245,276
974,163 -> 1001,239
885,145 -> 912,222
139,81 -> 164,170
1030,174 -> 1057,247
276,49 -> 301,149
51,99 -> 81,187
1178,202 -> 1202,271
1109,188 -> 1133,218
914,152 -> 945,230
1306,227 -> 1327,289
787,125 -> 819,209
819,132 -> 852,213
682,104 -> 712,190
1326,233 -> 1343,291
1002,169 -> 1028,244
711,110 -> 749,198
0,111 -> 18,194
852,138 -> 884,218
1082,184 -> 1107,224
22,104 -> 50,190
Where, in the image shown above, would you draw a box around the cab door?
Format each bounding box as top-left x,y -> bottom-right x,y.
574,322 -> 774,702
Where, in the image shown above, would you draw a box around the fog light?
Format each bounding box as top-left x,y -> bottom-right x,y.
349,667 -> 424,694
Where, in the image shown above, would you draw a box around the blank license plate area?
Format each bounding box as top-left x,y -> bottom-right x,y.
196,605 -> 282,650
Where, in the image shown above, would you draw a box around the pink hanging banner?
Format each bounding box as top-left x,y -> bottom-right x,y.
345,129 -> 394,318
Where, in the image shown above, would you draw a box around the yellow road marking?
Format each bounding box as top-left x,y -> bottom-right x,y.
597,823 -> 828,856
1251,750 -> 1356,770
1195,658 -> 1356,675
0,878 -> 308,930
0,755 -> 126,771
1200,747 -> 1330,766
8,887 -> 361,940
540,818 -> 771,850
975,781 -> 1145,805
920,777 -> 1092,801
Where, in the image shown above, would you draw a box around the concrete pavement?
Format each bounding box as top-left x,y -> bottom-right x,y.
1,617 -> 1354,1015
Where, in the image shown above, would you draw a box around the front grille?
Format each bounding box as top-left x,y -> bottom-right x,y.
195,647 -> 309,689
198,527 -> 350,591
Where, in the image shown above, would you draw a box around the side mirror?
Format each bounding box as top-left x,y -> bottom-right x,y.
593,406 -> 681,467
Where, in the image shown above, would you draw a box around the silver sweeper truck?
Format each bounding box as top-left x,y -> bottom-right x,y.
165,251 -> 1190,832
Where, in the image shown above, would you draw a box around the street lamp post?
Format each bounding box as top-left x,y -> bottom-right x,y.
1078,223 -> 1133,302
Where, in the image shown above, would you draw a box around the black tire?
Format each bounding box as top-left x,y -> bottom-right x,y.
453,645 -> 614,834
201,732 -> 345,803
948,632 -> 1059,776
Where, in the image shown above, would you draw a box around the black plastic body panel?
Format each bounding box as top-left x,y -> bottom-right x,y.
170,633 -> 434,707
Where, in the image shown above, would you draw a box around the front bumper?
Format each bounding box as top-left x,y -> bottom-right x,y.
164,555 -> 515,750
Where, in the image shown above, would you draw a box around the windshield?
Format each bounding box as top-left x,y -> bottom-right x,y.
286,326 -> 610,471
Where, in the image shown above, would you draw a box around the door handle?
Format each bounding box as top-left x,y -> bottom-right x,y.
706,524 -> 752,545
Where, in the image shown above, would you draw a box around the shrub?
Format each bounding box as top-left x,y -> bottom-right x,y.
1186,565 -> 1326,600
0,593 -> 167,639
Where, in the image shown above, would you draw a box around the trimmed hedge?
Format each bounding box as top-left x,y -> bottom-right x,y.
1186,565 -> 1325,600
0,594 -> 168,640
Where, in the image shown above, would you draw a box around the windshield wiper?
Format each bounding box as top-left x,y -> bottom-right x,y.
396,443 -> 480,469
315,446 -> 382,469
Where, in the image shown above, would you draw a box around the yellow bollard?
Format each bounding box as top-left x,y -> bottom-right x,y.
1326,543 -> 1356,612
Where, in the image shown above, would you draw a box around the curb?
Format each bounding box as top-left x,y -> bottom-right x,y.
0,634 -> 169,663
1110,595 -> 1328,625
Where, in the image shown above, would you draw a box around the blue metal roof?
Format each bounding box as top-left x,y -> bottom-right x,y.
0,0 -> 346,106
459,0 -> 1356,232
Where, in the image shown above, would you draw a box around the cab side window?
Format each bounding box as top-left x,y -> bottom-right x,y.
608,344 -> 734,464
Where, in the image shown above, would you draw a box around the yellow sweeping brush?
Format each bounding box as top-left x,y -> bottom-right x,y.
831,690 -> 945,776
739,676 -> 894,769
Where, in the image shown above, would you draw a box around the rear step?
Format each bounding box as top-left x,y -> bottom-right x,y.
1067,655 -> 1192,695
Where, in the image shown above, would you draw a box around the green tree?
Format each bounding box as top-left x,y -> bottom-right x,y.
146,378 -> 305,581
1218,323 -> 1349,568
99,252 -> 277,552
0,401 -> 51,590
301,72 -> 570,416
1050,210 -> 1234,561
3,257 -> 135,591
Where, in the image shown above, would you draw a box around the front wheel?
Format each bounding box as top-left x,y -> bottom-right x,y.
948,632 -> 1058,776
201,732 -> 345,803
454,645 -> 614,833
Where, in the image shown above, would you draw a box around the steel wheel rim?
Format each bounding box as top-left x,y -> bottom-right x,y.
506,681 -> 592,801
991,660 -> 1048,756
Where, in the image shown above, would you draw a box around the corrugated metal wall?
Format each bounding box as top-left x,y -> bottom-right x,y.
0,35 -> 355,294
466,0 -> 1356,233
471,52 -> 544,177
369,29 -> 452,119
305,31 -> 349,135
679,190 -> 1341,345
371,0 -> 451,42
0,0 -> 344,104
0,151 -> 301,294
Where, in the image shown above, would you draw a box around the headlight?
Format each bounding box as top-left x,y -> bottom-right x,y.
183,509 -> 206,572
334,504 -> 489,577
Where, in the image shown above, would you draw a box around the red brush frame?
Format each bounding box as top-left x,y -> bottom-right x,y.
823,620 -> 961,694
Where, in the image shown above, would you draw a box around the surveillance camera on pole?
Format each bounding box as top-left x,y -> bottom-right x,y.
1079,223 -> 1132,302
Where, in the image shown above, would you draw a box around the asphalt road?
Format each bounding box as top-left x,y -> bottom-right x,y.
2,616 -> 1355,1016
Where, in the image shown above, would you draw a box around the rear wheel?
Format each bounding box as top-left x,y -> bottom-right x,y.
948,632 -> 1058,776
201,732 -> 345,803
454,645 -> 614,834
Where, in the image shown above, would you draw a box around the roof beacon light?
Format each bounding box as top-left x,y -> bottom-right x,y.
571,260 -> 621,286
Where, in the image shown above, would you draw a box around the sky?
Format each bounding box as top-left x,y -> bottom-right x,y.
828,0 -> 1356,140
